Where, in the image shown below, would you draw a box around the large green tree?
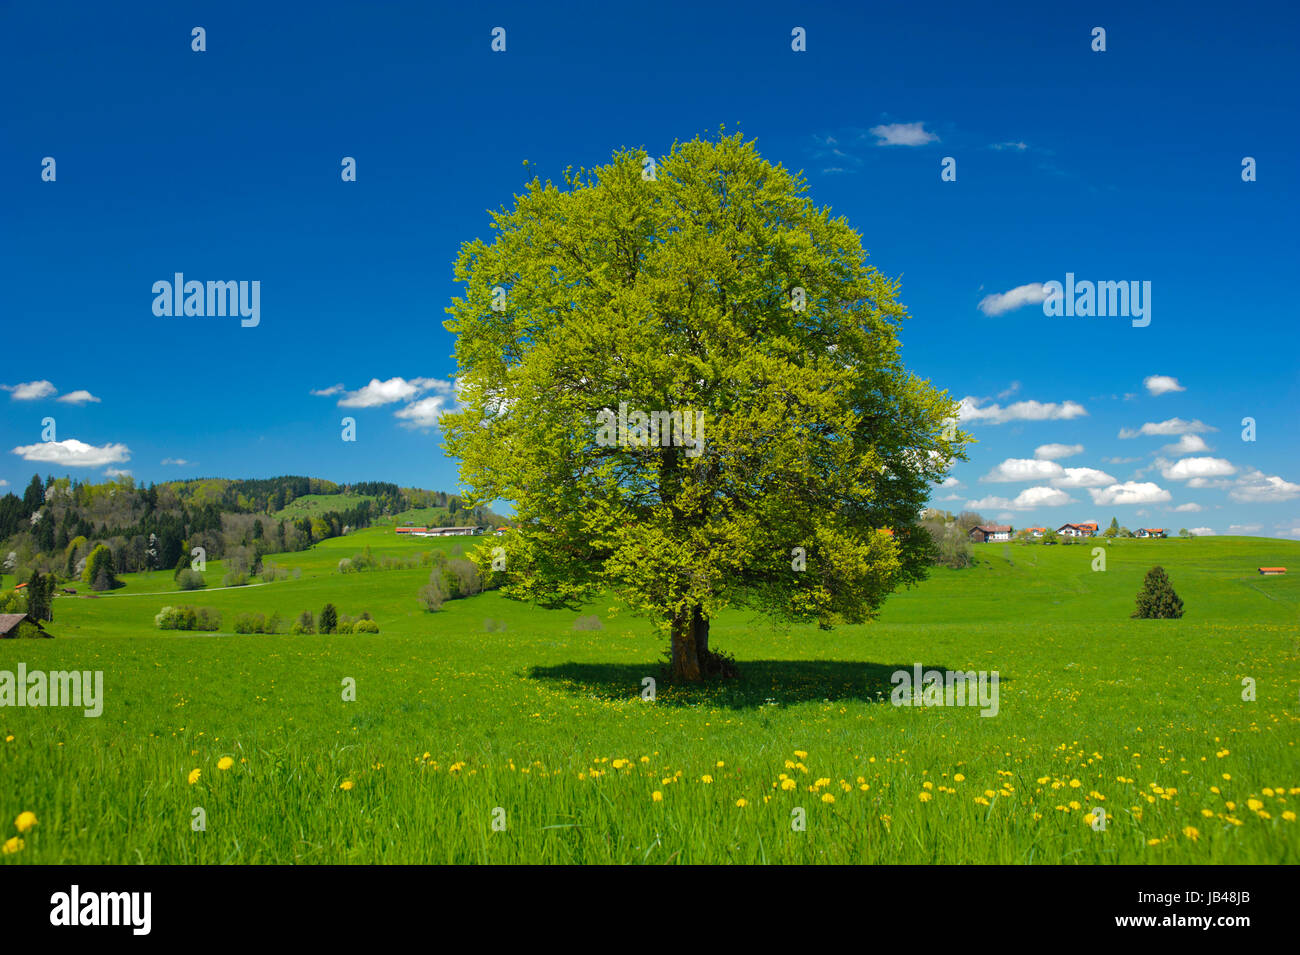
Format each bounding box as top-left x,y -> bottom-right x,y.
442,132 -> 968,681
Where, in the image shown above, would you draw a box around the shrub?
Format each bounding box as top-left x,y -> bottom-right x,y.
232,611 -> 280,634
354,618 -> 379,633
319,603 -> 338,634
291,610 -> 315,634
1132,565 -> 1184,619
419,573 -> 447,611
176,569 -> 206,591
222,569 -> 248,587
155,605 -> 221,631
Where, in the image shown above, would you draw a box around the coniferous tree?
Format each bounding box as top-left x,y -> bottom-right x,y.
1132,565 -> 1184,619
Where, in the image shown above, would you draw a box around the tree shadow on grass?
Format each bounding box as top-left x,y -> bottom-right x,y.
527,660 -> 1007,710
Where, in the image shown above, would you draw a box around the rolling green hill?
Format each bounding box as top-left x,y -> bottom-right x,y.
2,532 -> 1296,864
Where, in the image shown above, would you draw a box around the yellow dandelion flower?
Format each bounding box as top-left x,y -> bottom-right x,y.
701,775 -> 713,784
1247,798 -> 1263,811
187,768 -> 201,785
735,798 -> 748,808
954,773 -> 965,782
793,750 -> 807,759
1282,811 -> 1296,822
1147,838 -> 1161,846
1182,826 -> 1200,841
14,812 -> 37,833
217,756 -> 234,771
1200,808 -> 1214,818
820,793 -> 835,804
716,760 -> 725,768
1,836 -> 23,855
652,791 -> 663,802
918,791 -> 932,803
781,778 -> 797,791
340,780 -> 353,791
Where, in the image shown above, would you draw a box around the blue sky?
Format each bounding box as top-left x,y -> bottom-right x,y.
2,1 -> 1297,536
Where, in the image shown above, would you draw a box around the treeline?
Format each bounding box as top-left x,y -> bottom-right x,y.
0,473 -> 505,596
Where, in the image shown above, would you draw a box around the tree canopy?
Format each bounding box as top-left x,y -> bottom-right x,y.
443,132 -> 968,680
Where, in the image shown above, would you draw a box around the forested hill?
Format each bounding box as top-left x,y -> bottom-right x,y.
0,474 -> 505,585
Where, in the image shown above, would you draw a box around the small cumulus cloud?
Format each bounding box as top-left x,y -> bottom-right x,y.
977,283 -> 1050,316
1034,443 -> 1083,460
3,380 -> 58,401
1160,434 -> 1210,456
966,486 -> 1074,510
1088,481 -> 1172,506
1160,457 -> 1237,481
11,438 -> 131,468
1230,470 -> 1300,502
868,122 -> 939,146
1143,375 -> 1185,396
56,390 -> 102,405
1119,418 -> 1215,439
959,396 -> 1087,425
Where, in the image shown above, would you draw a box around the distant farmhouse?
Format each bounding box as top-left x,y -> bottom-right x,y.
1025,527 -> 1048,538
0,613 -> 50,639
1258,567 -> 1287,575
1057,522 -> 1099,538
395,525 -> 484,537
969,524 -> 1013,543
1134,528 -> 1167,538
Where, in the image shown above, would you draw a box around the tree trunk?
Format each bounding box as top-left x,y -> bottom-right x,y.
669,605 -> 710,682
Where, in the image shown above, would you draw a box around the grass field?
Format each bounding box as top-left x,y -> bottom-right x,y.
1,531 -> 1297,863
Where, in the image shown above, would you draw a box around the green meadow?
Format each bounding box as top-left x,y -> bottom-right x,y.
1,530 -> 1297,864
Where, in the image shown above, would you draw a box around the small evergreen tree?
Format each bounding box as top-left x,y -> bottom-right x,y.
1132,565 -> 1184,619
319,602 -> 338,634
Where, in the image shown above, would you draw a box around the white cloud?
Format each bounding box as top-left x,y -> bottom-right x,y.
966,486 -> 1074,510
11,439 -> 131,468
1119,418 -> 1215,438
3,380 -> 57,401
982,458 -> 1064,483
1088,481 -> 1172,506
393,395 -> 452,430
55,389 -> 101,405
1230,470 -> 1300,502
1143,375 -> 1185,396
1034,443 -> 1084,460
104,467 -> 132,477
1172,502 -> 1202,512
990,141 -> 1028,151
338,376 -> 449,408
1160,434 -> 1209,455
1228,524 -> 1262,533
978,283 -> 1050,316
1160,457 -> 1237,481
311,384 -> 345,397
939,476 -> 962,488
1052,467 -> 1118,488
161,458 -> 192,466
869,122 -> 939,146
1190,527 -> 1216,536
959,396 -> 1087,425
